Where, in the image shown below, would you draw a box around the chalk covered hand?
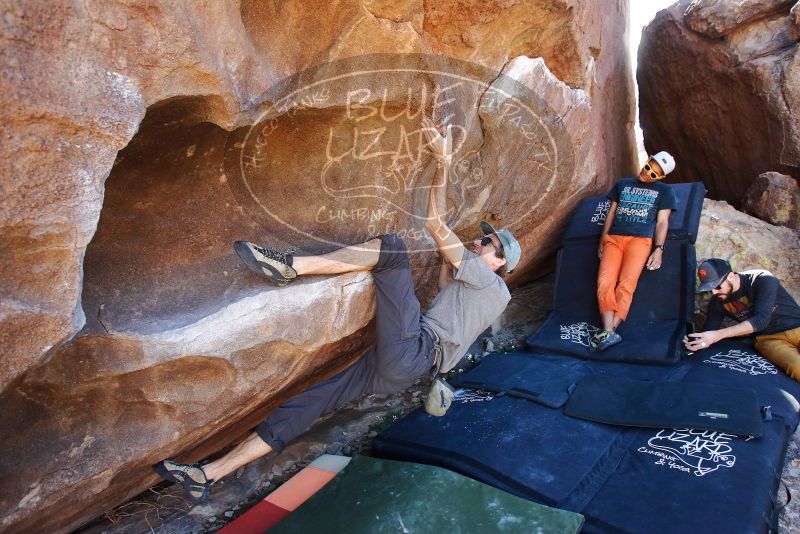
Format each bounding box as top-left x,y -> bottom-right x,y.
421,117 -> 453,166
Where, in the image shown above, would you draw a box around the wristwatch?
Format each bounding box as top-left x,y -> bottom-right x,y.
653,244 -> 665,251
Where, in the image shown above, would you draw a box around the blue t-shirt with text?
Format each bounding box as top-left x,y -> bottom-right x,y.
608,178 -> 677,238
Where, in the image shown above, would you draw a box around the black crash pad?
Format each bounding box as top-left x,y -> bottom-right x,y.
374,341 -> 800,534
564,374 -> 764,437
579,417 -> 792,533
450,353 -> 584,409
579,339 -> 800,533
526,240 -> 695,364
561,182 -> 706,245
373,352 -> 691,508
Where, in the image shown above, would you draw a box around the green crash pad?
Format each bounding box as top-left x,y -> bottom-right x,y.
269,455 -> 584,533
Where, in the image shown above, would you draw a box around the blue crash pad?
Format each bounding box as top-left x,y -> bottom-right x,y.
373,341 -> 800,534
449,353 -> 584,409
564,374 -> 764,438
373,352 -> 691,507
578,338 -> 800,533
526,240 -> 695,364
561,182 -> 706,245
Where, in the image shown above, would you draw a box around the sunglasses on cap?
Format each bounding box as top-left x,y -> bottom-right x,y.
643,161 -> 664,181
480,236 -> 505,257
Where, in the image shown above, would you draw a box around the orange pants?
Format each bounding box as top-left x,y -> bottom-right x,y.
597,234 -> 652,322
755,326 -> 800,382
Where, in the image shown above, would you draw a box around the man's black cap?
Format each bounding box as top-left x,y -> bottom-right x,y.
697,258 -> 732,293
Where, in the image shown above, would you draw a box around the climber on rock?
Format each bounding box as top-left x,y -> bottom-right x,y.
685,258 -> 800,381
590,151 -> 678,351
154,117 -> 521,503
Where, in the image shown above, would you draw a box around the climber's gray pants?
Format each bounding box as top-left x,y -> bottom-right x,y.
255,234 -> 434,453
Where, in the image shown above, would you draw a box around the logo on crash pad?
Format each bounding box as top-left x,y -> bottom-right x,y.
453,389 -> 496,404
704,349 -> 778,376
560,322 -> 602,347
638,428 -> 739,477
590,199 -> 611,226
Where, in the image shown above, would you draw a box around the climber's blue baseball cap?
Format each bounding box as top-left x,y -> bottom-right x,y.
480,221 -> 522,273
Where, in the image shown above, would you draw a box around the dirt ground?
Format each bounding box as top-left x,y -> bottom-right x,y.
78,278 -> 800,533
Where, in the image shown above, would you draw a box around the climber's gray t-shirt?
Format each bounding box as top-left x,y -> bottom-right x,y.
421,249 -> 511,373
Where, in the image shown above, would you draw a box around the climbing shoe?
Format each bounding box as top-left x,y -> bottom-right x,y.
590,330 -> 622,352
154,459 -> 212,504
424,377 -> 455,417
234,241 -> 297,286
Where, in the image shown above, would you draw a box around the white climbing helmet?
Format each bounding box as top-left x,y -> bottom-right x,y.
651,151 -> 676,176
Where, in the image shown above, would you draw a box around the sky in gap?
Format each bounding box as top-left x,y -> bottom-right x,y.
630,0 -> 680,163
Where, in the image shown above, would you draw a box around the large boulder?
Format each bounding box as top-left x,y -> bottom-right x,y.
743,171 -> 800,229
0,1 -> 636,531
638,0 -> 800,207
684,0 -> 796,37
0,274 -> 376,534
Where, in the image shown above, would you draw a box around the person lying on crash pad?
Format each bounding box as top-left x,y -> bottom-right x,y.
590,152 -> 677,352
684,258 -> 800,381
152,117 -> 521,504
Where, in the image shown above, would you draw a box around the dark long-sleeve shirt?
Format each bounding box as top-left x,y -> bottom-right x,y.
703,270 -> 800,336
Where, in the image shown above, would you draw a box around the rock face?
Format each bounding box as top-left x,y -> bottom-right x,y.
0,1 -> 635,532
743,171 -> 800,229
0,275 -> 376,534
638,0 -> 800,206
695,199 -> 800,306
684,0 -> 796,37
